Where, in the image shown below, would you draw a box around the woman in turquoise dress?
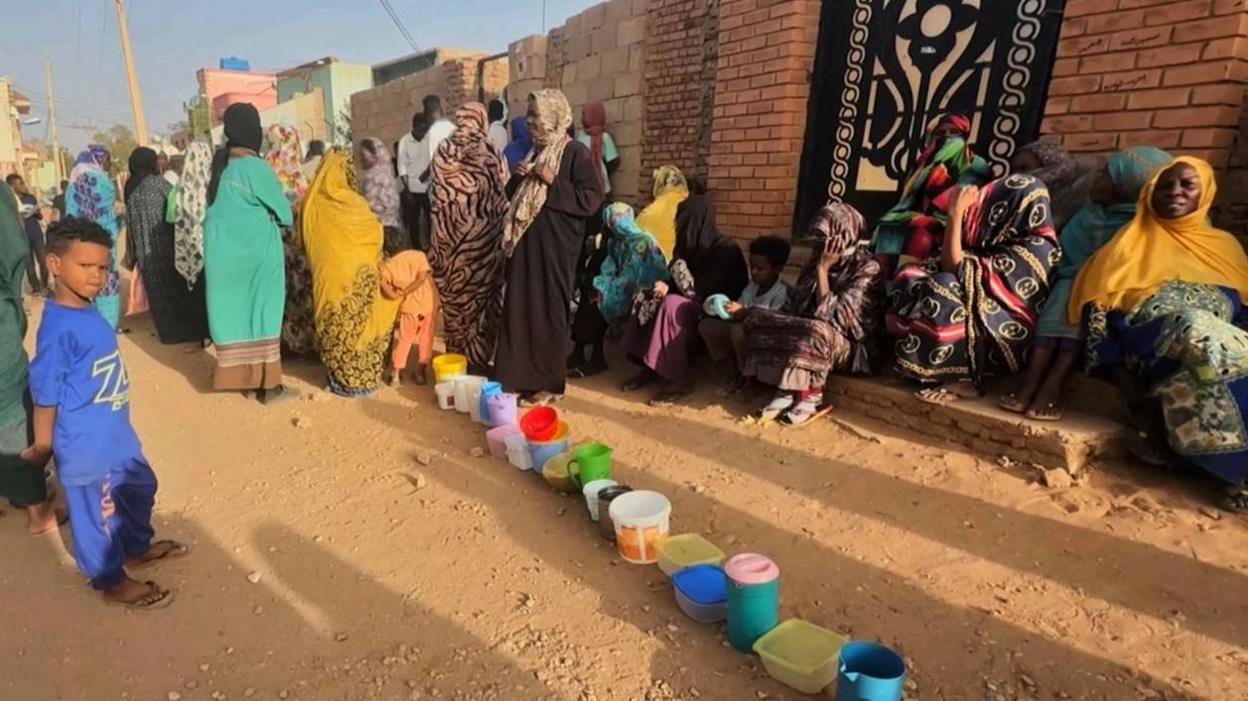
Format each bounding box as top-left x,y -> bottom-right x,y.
65,144 -> 122,328
203,103 -> 294,403
1000,146 -> 1172,420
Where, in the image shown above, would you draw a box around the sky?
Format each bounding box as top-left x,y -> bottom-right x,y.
1,0 -> 601,153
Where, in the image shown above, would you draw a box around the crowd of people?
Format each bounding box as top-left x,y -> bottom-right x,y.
3,94 -> 1248,607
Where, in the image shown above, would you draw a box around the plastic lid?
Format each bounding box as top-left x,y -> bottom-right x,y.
724,553 -> 780,585
672,564 -> 727,606
480,381 -> 502,395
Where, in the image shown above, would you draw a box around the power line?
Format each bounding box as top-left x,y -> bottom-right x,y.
378,0 -> 421,53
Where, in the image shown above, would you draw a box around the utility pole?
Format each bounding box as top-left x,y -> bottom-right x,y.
44,58 -> 64,183
113,0 -> 148,146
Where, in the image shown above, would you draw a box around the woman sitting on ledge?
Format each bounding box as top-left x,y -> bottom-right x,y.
1069,156 -> 1248,512
1001,145 -> 1172,421
886,174 -> 1058,403
871,113 -> 989,281
741,202 -> 882,426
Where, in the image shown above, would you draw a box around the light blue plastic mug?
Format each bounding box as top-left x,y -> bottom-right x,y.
835,641 -> 905,701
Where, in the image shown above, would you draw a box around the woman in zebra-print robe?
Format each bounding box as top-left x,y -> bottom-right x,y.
429,102 -> 511,370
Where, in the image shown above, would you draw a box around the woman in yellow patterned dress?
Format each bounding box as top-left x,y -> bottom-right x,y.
300,149 -> 400,396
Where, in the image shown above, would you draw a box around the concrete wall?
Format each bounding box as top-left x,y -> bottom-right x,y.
278,61 -> 375,145
211,88 -> 326,148
0,78 -> 23,179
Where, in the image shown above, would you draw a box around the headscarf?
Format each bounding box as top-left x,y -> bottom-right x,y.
208,102 -> 263,205
789,203 -> 867,316
125,146 -> 159,202
503,90 -> 573,255
69,144 -> 109,187
265,124 -> 309,205
300,149 -> 400,396
174,141 -> 213,287
592,202 -> 669,326
1014,139 -> 1095,229
673,194 -> 749,299
358,137 -> 400,228
635,165 -> 690,260
503,116 -> 532,171
872,113 -> 989,256
581,101 -> 607,188
1069,156 -> 1248,322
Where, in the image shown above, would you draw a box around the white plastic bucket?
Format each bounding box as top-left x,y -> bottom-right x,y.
486,424 -> 522,459
581,479 -> 618,521
434,382 -> 456,411
454,375 -> 486,415
609,490 -> 672,564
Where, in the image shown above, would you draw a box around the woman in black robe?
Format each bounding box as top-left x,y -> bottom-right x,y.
495,90 -> 605,405
125,146 -> 209,344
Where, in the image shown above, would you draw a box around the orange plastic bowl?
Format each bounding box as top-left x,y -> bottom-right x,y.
520,407 -> 559,442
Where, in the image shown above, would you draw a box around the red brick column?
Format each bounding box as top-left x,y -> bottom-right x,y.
643,0 -> 721,199
1043,0 -> 1248,168
706,0 -> 820,240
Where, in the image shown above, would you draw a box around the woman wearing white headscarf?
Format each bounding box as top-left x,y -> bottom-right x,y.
494,89 -> 604,405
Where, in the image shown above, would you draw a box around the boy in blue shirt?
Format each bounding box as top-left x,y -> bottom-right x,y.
23,217 -> 187,609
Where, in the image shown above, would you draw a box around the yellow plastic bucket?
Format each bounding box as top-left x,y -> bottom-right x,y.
431,354 -> 468,383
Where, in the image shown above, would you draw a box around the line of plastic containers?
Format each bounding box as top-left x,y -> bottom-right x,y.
429,354 -> 905,699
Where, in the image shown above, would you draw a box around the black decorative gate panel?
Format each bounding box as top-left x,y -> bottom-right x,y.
794,0 -> 1068,235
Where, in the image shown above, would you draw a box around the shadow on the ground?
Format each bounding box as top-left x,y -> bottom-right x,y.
562,393 -> 1248,653
361,399 -> 1191,700
0,511 -> 542,700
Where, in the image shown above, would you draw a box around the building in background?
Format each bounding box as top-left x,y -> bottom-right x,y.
277,57 -> 373,145
371,48 -> 483,87
209,88 -> 326,148
186,58 -> 277,139
0,77 -> 32,179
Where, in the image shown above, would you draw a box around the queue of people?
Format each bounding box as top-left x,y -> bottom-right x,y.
5,97 -> 1248,613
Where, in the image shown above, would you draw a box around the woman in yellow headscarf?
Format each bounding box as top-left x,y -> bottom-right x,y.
300,148 -> 400,397
635,165 -> 689,259
1070,157 -> 1248,511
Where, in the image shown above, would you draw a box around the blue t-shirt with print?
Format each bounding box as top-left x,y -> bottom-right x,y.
29,301 -> 142,486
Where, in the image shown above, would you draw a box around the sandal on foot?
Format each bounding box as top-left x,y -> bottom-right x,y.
998,393 -> 1030,413
649,388 -> 691,407
915,384 -> 982,406
106,581 -> 174,610
620,373 -> 653,392
127,540 -> 191,571
757,393 -> 797,423
1024,401 -> 1064,422
1218,485 -> 1248,513
1126,430 -> 1173,468
781,394 -> 825,426
568,362 -> 608,379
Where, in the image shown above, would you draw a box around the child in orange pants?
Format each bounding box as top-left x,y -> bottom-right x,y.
380,250 -> 439,385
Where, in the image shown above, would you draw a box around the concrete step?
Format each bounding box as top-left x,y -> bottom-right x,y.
824,376 -> 1129,473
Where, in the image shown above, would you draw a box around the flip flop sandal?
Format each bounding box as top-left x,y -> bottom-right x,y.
757,393 -> 797,424
915,386 -> 982,406
998,393 -> 1029,414
1024,402 -> 1064,422
781,395 -> 827,427
1126,430 -> 1173,468
1218,486 -> 1248,513
649,390 -> 691,408
620,375 -> 652,392
106,581 -> 174,611
128,540 -> 191,571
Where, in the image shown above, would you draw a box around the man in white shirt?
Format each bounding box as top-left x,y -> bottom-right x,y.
487,99 -> 508,153
397,95 -> 456,250
396,112 -> 429,251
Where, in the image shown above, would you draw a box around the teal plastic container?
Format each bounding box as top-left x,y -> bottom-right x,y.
725,553 -> 780,652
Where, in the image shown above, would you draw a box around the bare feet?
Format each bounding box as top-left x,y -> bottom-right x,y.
25,501 -> 64,537
998,392 -> 1030,414
620,369 -> 656,392
412,365 -> 429,386
104,577 -> 173,610
126,539 -> 190,570
388,372 -> 402,388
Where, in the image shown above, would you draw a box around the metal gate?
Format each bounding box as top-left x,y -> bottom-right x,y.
793,0 -> 1068,235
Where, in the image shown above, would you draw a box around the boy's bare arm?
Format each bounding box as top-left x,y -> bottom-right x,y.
21,405 -> 56,468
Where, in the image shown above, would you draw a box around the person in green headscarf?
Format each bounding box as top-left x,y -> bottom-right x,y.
0,181 -> 59,535
1000,145 -> 1173,421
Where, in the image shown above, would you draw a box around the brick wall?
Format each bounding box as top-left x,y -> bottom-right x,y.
642,0 -> 721,196
1042,0 -> 1248,242
350,52 -> 508,155
706,0 -> 820,239
512,0 -> 647,202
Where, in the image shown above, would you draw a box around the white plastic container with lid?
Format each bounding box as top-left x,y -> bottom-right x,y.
504,433 -> 532,470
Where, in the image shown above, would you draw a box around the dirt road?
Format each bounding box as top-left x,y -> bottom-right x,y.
2,305 -> 1245,700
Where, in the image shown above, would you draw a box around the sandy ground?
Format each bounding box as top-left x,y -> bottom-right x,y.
1,302 -> 1246,701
